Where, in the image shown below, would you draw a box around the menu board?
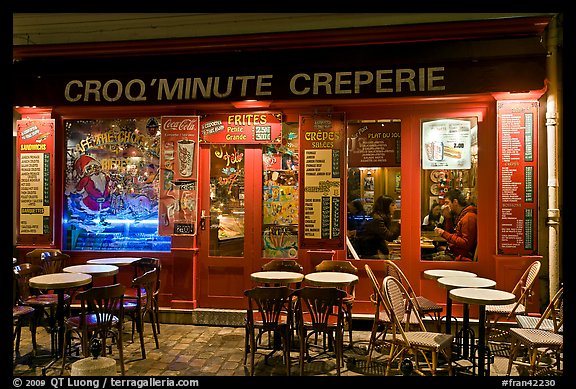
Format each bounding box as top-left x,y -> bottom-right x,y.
421,118 -> 474,170
159,116 -> 200,236
16,119 -> 55,244
497,101 -> 538,254
298,113 -> 345,249
347,121 -> 401,167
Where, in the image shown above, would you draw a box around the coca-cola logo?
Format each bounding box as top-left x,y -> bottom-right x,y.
164,118 -> 198,131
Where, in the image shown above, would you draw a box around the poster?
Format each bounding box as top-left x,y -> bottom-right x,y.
16,119 -> 55,243
298,113 -> 345,250
497,101 -> 538,254
347,120 -> 401,167
421,118 -> 474,169
159,116 -> 200,236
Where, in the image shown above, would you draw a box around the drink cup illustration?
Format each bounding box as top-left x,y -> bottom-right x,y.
177,140 -> 195,177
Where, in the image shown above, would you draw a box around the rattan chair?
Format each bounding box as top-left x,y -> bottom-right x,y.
383,260 -> 443,331
382,275 -> 454,376
364,263 -> 392,365
60,283 -> 126,375
515,286 -> 563,333
507,286 -> 563,376
486,260 -> 541,343
243,286 -> 294,376
293,286 -> 347,376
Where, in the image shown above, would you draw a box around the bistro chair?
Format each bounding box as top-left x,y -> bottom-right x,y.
382,275 -> 454,376
383,260 -> 443,331
314,259 -> 358,345
243,286 -> 294,376
292,286 -> 347,376
60,283 -> 126,376
485,260 -> 541,345
124,257 -> 161,334
516,286 -> 563,333
40,251 -> 71,274
13,273 -> 37,358
13,263 -> 70,355
506,286 -> 563,376
261,259 -> 304,273
25,249 -> 69,272
364,263 -> 393,365
123,269 -> 159,359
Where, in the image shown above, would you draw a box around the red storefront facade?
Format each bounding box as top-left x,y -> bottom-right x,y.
13,15 -> 562,319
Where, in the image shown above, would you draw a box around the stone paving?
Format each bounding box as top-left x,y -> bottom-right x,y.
12,320 -> 540,378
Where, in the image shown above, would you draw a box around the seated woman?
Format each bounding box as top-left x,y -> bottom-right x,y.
421,202 -> 444,231
356,195 -> 400,259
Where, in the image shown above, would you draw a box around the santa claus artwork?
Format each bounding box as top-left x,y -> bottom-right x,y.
73,155 -> 111,223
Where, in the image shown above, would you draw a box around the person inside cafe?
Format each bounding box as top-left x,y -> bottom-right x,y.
356,195 -> 400,259
421,201 -> 444,231
431,188 -> 477,261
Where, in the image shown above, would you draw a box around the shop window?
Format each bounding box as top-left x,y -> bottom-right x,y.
63,118 -> 171,252
262,122 -> 299,258
346,120 -> 402,260
420,117 -> 478,261
209,144 -> 245,257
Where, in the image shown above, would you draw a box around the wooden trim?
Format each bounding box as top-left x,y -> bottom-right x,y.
13,16 -> 552,60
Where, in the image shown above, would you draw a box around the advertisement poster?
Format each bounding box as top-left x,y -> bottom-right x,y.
497,101 -> 538,254
63,118 -> 170,251
347,120 -> 401,167
159,116 -> 200,236
421,118 -> 474,169
200,113 -> 283,144
299,113 -> 345,250
16,119 -> 55,243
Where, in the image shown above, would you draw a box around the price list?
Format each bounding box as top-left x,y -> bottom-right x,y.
299,113 -> 345,249
497,101 -> 538,254
16,118 -> 55,243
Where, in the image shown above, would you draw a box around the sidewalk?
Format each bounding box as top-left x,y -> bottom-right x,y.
13,321 -> 528,377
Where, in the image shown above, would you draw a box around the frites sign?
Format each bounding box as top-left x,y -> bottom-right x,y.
200,113 -> 282,144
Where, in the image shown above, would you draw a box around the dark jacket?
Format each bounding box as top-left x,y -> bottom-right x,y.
357,212 -> 400,258
439,205 -> 477,261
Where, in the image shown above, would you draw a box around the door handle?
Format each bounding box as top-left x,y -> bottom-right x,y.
200,210 -> 211,230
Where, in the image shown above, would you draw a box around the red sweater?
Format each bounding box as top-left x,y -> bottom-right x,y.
439,205 -> 477,261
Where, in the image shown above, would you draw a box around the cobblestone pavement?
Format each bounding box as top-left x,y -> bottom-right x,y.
12,322 -> 541,378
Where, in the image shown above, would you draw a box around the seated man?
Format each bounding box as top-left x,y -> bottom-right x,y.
432,189 -> 477,261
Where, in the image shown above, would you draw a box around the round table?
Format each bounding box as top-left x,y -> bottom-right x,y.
63,264 -> 119,284
423,269 -> 477,334
438,276 -> 496,359
29,272 -> 92,374
86,257 -> 141,266
304,272 -> 359,287
250,271 -> 304,286
423,269 -> 478,280
449,288 -> 516,376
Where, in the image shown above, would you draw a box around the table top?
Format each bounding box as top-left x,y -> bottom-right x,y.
449,288 -> 516,306
304,271 -> 359,287
63,264 -> 119,277
438,276 -> 496,290
423,269 -> 477,280
86,257 -> 140,266
29,272 -> 92,290
250,271 -> 304,284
